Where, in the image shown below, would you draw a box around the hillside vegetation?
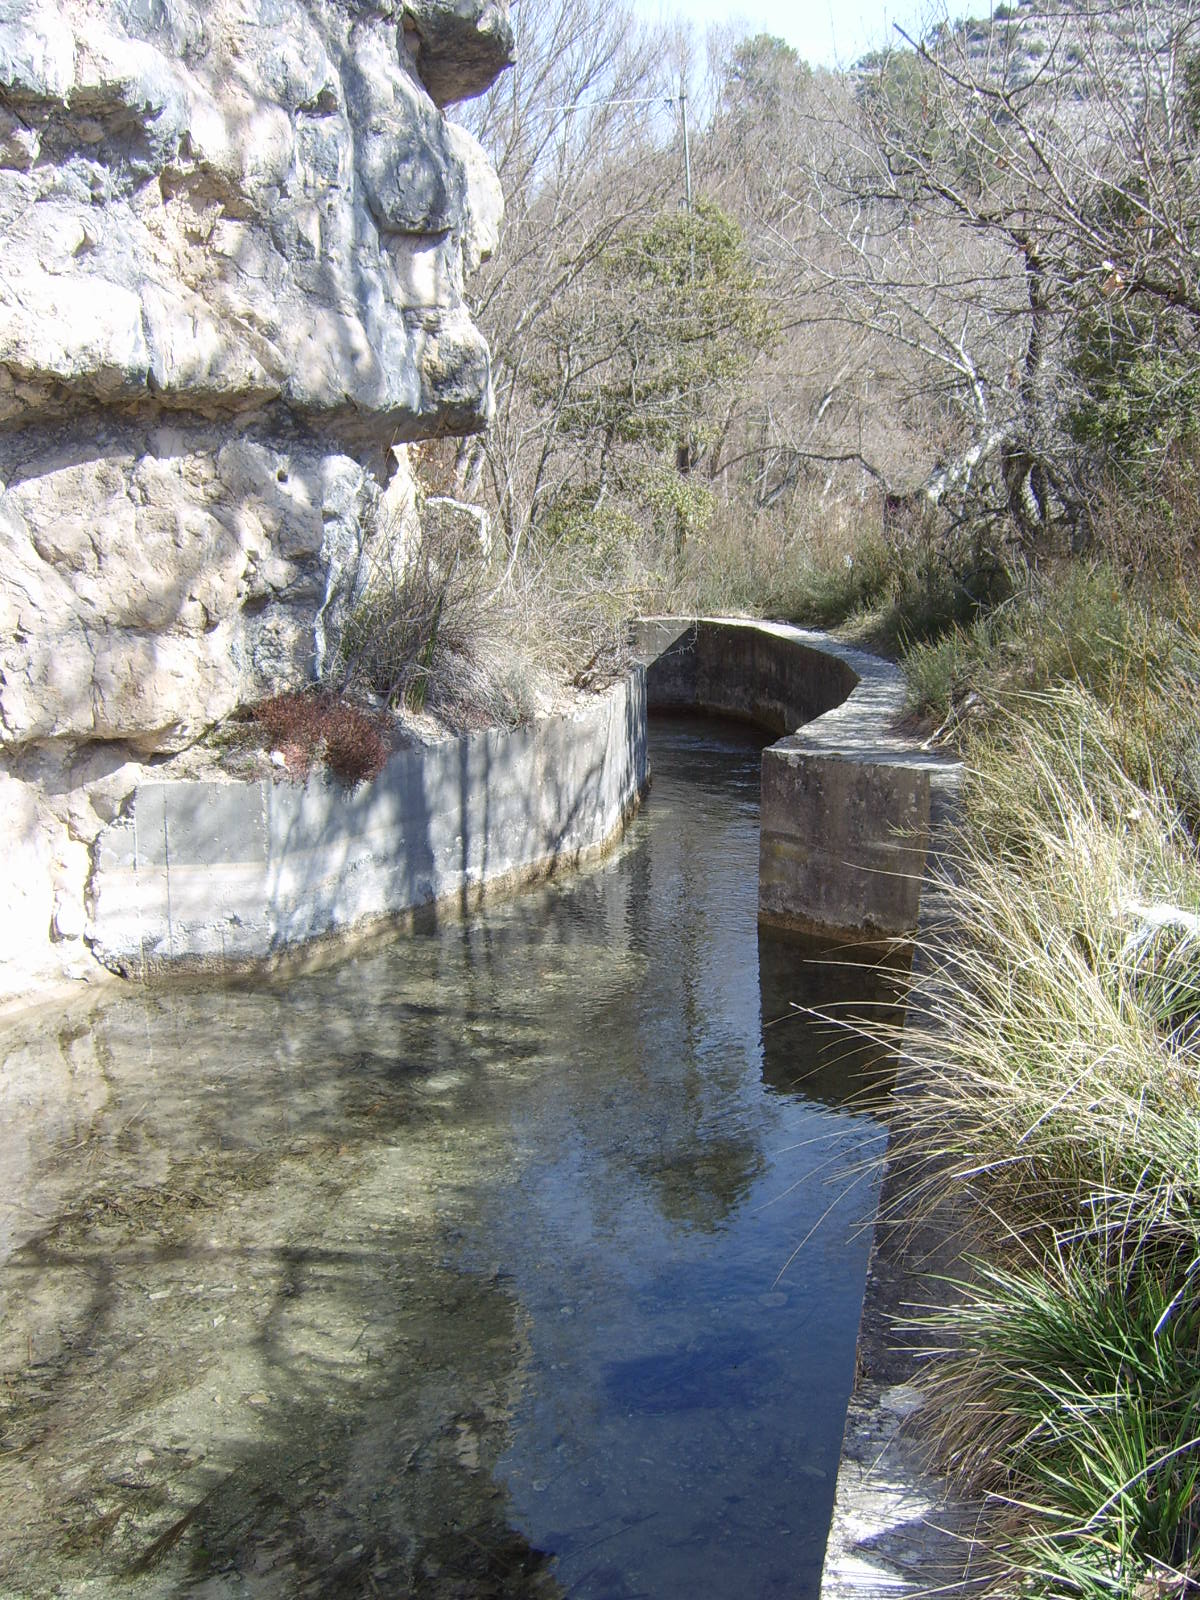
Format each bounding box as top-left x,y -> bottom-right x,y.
362,3 -> 1200,1594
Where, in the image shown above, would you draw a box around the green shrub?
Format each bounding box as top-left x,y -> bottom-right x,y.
536,487 -> 644,573
1070,313 -> 1200,487
782,531 -> 895,626
778,511 -> 1011,649
902,563 -> 1200,826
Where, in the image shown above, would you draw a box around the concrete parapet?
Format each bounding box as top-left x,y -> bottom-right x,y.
632,618 -> 957,938
89,671 -> 648,976
632,617 -> 858,731
819,764 -> 976,1600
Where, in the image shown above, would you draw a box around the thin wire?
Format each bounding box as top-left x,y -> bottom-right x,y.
544,95 -> 676,113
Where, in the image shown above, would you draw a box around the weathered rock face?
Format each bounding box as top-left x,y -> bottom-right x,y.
0,0 -> 510,1010
402,1 -> 514,106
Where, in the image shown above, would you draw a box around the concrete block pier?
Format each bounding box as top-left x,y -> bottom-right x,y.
632,618 -> 955,939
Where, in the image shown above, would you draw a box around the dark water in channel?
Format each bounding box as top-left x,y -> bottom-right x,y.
0,718 -> 902,1600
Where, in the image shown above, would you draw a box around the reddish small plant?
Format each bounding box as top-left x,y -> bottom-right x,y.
322,705 -> 388,785
245,692 -> 389,786
250,693 -> 329,774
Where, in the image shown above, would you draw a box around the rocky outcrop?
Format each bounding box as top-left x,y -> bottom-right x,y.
402,2 -> 515,107
0,0 -> 510,1011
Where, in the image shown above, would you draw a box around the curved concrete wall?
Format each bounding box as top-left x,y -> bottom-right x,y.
88,620 -> 950,974
633,619 -> 969,1597
632,618 -> 956,939
633,616 -> 860,732
88,672 -> 647,976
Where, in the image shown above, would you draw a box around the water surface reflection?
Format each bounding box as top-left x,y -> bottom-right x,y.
0,718 -> 903,1599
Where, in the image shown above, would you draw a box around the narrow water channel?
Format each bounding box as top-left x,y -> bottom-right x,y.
0,717 -> 903,1600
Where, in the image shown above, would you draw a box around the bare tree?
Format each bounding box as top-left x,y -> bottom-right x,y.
447,0 -> 1200,609
456,0 -> 680,573
795,0 -> 1200,547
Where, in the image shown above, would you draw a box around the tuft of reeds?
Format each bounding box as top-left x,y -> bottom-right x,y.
890,685 -> 1200,1597
337,508 -> 640,731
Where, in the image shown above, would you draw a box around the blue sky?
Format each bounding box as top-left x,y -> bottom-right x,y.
631,0 -> 934,68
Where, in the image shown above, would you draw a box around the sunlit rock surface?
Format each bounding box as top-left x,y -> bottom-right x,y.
0,0 -> 509,1007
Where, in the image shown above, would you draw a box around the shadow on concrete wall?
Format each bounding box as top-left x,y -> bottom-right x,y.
89,675 -> 647,975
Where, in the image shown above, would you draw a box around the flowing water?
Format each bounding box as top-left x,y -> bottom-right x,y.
0,717 -> 904,1600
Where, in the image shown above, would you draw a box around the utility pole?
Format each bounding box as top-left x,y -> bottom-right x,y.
680,74 -> 693,218
675,76 -> 696,490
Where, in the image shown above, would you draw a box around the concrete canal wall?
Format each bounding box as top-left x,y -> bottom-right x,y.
90,620 -> 952,976
818,766 -> 975,1600
89,672 -> 648,977
633,618 -> 954,939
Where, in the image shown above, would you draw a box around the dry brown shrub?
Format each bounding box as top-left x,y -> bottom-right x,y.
246,693 -> 389,787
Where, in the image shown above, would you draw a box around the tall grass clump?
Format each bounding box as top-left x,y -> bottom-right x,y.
665,494 -> 896,623
894,686 -> 1200,1597
337,513 -> 508,723
904,566 -> 1200,830
763,506 -> 1013,651
336,503 -> 645,733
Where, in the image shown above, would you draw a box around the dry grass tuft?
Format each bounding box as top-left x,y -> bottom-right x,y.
890,687 -> 1200,1597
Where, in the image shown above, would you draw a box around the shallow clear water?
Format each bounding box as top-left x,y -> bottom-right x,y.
0,718 -> 902,1599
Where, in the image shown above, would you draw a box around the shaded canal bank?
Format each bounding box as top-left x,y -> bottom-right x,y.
1,719 -> 906,1599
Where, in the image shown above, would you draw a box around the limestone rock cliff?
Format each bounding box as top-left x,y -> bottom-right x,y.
0,0 -> 511,1009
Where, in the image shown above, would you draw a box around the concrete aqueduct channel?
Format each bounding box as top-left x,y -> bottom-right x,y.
84,616 -> 968,1598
